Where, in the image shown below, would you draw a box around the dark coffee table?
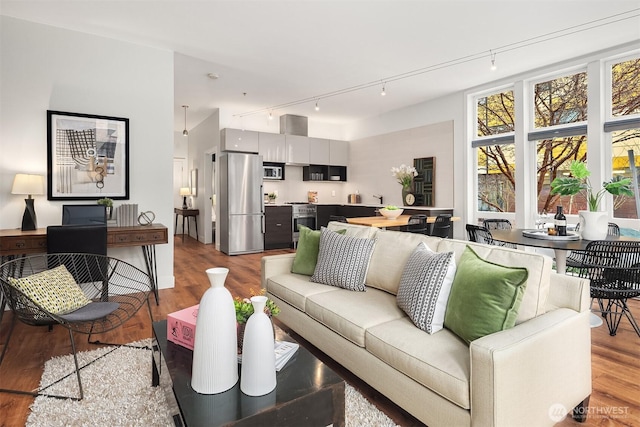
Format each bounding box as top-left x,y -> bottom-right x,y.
152,320 -> 345,427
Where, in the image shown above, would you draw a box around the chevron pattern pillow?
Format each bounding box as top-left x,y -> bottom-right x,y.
311,227 -> 376,291
396,243 -> 456,334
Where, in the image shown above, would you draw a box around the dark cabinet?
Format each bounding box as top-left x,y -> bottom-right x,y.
264,206 -> 292,249
316,205 -> 378,228
303,165 -> 347,182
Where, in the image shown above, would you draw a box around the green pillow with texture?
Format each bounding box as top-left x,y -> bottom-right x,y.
291,226 -> 345,276
444,246 -> 528,343
8,264 -> 91,315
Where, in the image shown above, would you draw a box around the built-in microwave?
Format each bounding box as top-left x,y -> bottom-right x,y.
263,163 -> 284,180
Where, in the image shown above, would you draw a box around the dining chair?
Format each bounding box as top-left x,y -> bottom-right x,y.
577,240 -> 640,337
328,215 -> 348,223
430,214 -> 452,238
465,224 -> 495,245
481,219 -> 517,249
566,222 -> 620,273
406,214 -> 429,235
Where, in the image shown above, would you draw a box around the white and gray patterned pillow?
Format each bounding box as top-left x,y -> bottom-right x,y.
396,243 -> 456,334
310,228 -> 376,291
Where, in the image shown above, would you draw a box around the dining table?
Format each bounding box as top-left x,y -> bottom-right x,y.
490,228 -> 639,274
346,215 -> 461,228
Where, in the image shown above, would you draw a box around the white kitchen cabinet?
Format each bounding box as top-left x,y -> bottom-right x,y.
308,138 -> 330,165
329,139 -> 349,166
221,128 -> 259,153
259,132 -> 286,163
285,134 -> 310,165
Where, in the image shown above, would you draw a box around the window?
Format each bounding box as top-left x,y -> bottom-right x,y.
608,57 -> 640,219
534,72 -> 587,128
474,89 -> 515,212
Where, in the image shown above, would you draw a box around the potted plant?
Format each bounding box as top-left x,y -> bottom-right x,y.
550,160 -> 633,239
267,192 -> 277,204
390,164 -> 417,206
97,197 -> 114,220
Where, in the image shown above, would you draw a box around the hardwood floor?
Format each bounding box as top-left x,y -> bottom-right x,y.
1,237 -> 639,426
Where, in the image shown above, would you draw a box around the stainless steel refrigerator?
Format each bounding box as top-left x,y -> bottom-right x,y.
219,152 -> 264,255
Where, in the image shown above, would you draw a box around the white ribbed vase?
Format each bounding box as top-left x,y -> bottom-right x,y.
191,267 -> 238,394
240,296 -> 276,396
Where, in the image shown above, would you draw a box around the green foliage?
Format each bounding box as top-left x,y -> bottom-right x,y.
96,198 -> 113,207
234,290 -> 280,324
550,160 -> 633,211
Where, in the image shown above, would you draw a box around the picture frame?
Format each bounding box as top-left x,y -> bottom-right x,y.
47,110 -> 129,200
190,168 -> 198,196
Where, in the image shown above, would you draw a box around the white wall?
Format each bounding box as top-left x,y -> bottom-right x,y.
0,17 -> 176,288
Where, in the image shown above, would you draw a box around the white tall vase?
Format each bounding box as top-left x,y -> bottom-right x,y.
191,267 -> 238,394
578,210 -> 608,240
240,296 -> 277,396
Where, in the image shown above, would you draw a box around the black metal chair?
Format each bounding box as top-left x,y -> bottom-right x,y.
577,240 -> 640,337
430,214 -> 452,238
566,223 -> 620,273
406,214 -> 429,235
466,224 -> 495,245
0,253 -> 153,400
328,215 -> 348,223
481,219 -> 517,248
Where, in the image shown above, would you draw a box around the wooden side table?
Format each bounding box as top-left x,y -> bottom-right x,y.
174,208 -> 199,242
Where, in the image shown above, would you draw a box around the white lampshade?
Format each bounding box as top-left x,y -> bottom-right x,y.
179,187 -> 191,196
11,174 -> 44,196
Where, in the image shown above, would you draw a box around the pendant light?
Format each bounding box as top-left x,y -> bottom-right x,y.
182,105 -> 189,136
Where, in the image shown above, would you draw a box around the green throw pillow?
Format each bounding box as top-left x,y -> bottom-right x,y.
291,226 -> 345,276
8,264 -> 91,315
444,246 -> 528,343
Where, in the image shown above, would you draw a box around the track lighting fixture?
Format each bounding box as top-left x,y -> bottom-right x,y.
315,100 -> 320,111
490,50 -> 497,71
182,105 -> 189,136
268,111 -> 273,120
381,82 -> 386,96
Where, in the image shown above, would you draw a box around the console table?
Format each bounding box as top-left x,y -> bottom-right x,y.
0,224 -> 168,304
174,208 -> 199,242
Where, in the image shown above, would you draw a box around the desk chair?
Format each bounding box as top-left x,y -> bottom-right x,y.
577,240 -> 640,337
430,214 -> 452,238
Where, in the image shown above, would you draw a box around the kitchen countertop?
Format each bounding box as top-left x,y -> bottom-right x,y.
266,203 -> 453,210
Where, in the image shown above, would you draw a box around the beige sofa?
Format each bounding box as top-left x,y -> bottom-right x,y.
261,222 -> 592,426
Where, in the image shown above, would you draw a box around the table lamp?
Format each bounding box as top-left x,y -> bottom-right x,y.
179,187 -> 191,209
11,173 -> 45,231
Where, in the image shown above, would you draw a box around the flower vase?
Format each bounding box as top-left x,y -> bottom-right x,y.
240,296 -> 276,396
402,186 -> 412,206
191,267 -> 238,394
578,210 -> 608,240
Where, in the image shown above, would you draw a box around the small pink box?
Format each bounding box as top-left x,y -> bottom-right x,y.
167,304 -> 199,350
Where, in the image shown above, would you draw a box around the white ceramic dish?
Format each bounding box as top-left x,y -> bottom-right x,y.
379,208 -> 403,220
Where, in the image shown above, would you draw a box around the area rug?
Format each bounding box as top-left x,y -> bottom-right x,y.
27,341 -> 398,427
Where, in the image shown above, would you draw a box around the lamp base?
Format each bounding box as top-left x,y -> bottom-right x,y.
21,198 -> 37,231
182,196 -> 188,209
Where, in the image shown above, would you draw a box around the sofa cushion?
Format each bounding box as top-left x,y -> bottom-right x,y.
327,221 -> 379,239
266,273 -> 339,312
444,246 -> 528,343
305,287 -> 406,347
397,243 -> 456,334
366,317 -> 470,409
311,228 -> 376,291
291,226 -> 346,276
9,264 -> 91,315
437,239 -> 551,324
366,230 -> 442,294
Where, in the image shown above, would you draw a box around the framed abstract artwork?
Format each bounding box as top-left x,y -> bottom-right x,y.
47,110 -> 129,200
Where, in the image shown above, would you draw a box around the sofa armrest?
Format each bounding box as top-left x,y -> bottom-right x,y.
470,308 -> 591,427
546,272 -> 590,313
261,254 -> 296,290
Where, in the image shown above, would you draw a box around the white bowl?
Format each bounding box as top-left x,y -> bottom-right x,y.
379,208 -> 403,220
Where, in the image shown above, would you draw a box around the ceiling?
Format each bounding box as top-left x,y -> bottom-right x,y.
2,1 -> 640,133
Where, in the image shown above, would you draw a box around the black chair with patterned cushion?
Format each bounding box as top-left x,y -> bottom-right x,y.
406,214 -> 429,235
566,222 -> 620,273
466,224 -> 495,245
577,240 -> 640,337
430,214 -> 452,238
0,253 -> 153,400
